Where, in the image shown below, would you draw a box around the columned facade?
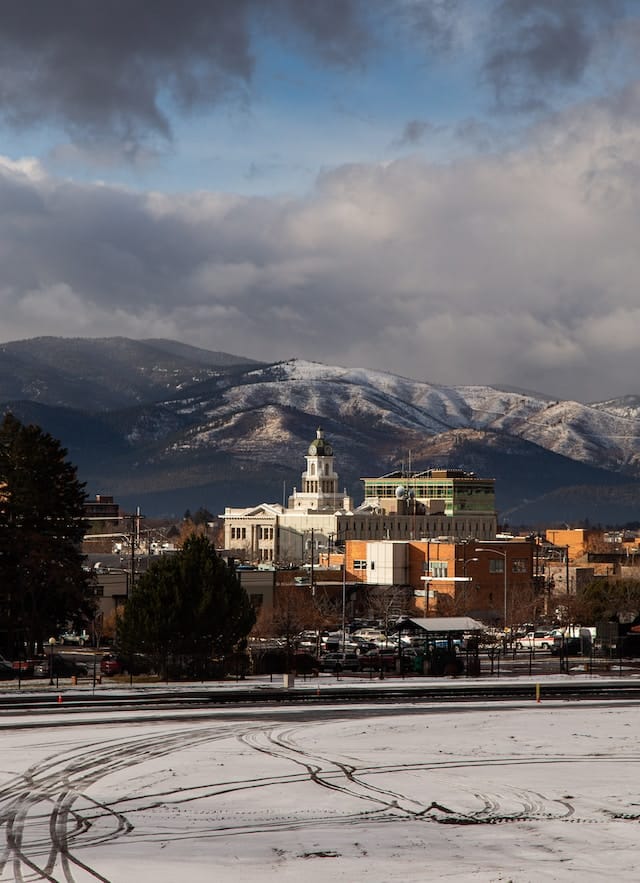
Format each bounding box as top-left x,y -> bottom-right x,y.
222,427 -> 353,565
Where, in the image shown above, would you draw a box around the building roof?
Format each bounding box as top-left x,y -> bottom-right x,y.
403,616 -> 486,634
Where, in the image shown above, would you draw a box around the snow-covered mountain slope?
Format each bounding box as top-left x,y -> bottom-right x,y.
132,358 -> 640,479
3,339 -> 640,519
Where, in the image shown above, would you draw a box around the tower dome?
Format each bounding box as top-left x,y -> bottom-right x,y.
308,426 -> 333,456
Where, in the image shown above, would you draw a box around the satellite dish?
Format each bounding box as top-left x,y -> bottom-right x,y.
395,485 -> 406,499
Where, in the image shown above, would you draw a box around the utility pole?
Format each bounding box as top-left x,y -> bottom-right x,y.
127,508 -> 144,598
310,527 -> 315,596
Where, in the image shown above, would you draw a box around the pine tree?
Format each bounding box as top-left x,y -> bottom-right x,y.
117,534 -> 256,677
0,413 -> 94,656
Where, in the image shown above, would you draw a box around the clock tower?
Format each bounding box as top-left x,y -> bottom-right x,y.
288,427 -> 352,511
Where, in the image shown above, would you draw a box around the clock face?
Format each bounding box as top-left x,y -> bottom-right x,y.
309,442 -> 333,455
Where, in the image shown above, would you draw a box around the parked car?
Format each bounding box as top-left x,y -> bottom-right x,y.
0,655 -> 15,680
100,654 -> 124,676
33,655 -> 89,678
550,637 -> 582,656
350,637 -> 379,653
319,652 -> 360,672
58,630 -> 90,646
100,653 -> 154,676
12,658 -> 36,677
359,648 -> 416,673
515,631 -> 555,650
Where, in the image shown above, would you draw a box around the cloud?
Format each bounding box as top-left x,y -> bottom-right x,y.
483,0 -> 626,110
393,119 -> 440,148
1,2 -> 630,150
2,87 -> 640,402
0,0 -> 374,147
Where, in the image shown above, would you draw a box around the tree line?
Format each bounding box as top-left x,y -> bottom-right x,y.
0,414 -> 255,669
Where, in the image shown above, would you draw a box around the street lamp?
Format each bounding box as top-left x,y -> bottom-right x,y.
457,557 -> 479,572
475,546 -> 508,628
48,637 -> 56,686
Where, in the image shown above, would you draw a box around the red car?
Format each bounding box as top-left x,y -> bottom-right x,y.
100,653 -> 154,676
100,654 -> 123,676
12,659 -> 36,677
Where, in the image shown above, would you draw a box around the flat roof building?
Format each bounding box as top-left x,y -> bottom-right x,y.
361,468 -> 496,517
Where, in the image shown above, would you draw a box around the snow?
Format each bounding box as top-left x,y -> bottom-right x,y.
170,358 -> 640,472
1,675 -> 640,881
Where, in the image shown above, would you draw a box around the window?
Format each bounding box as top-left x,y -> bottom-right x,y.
512,559 -> 527,573
430,561 -> 448,578
489,559 -> 504,574
353,559 -> 367,570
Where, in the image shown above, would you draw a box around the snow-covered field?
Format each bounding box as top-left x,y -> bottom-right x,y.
1,682 -> 639,882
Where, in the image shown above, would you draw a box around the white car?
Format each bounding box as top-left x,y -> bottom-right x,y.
516,631 -> 555,650
58,630 -> 89,647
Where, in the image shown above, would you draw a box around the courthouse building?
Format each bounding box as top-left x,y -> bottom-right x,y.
222,427 -> 354,565
222,428 -> 498,566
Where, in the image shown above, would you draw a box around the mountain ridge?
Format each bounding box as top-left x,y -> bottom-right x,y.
1,337 -> 639,523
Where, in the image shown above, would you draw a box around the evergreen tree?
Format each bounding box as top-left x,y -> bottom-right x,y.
0,413 -> 93,655
117,534 -> 256,677
579,578 -> 640,623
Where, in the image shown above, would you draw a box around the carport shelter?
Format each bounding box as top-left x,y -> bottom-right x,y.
398,616 -> 486,675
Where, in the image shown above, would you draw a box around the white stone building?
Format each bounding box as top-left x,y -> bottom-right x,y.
222,428 -> 353,565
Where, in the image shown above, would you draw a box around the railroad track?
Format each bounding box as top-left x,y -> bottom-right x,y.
1,678 -> 640,714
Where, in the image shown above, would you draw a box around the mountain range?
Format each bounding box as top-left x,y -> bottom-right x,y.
2,336 -> 640,526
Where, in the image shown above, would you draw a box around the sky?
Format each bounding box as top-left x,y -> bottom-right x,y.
2,679 -> 640,881
1,1 -> 640,402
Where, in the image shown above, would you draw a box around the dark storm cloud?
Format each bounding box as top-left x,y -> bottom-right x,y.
0,0 -> 630,150
0,0 -> 372,144
484,0 -> 624,110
